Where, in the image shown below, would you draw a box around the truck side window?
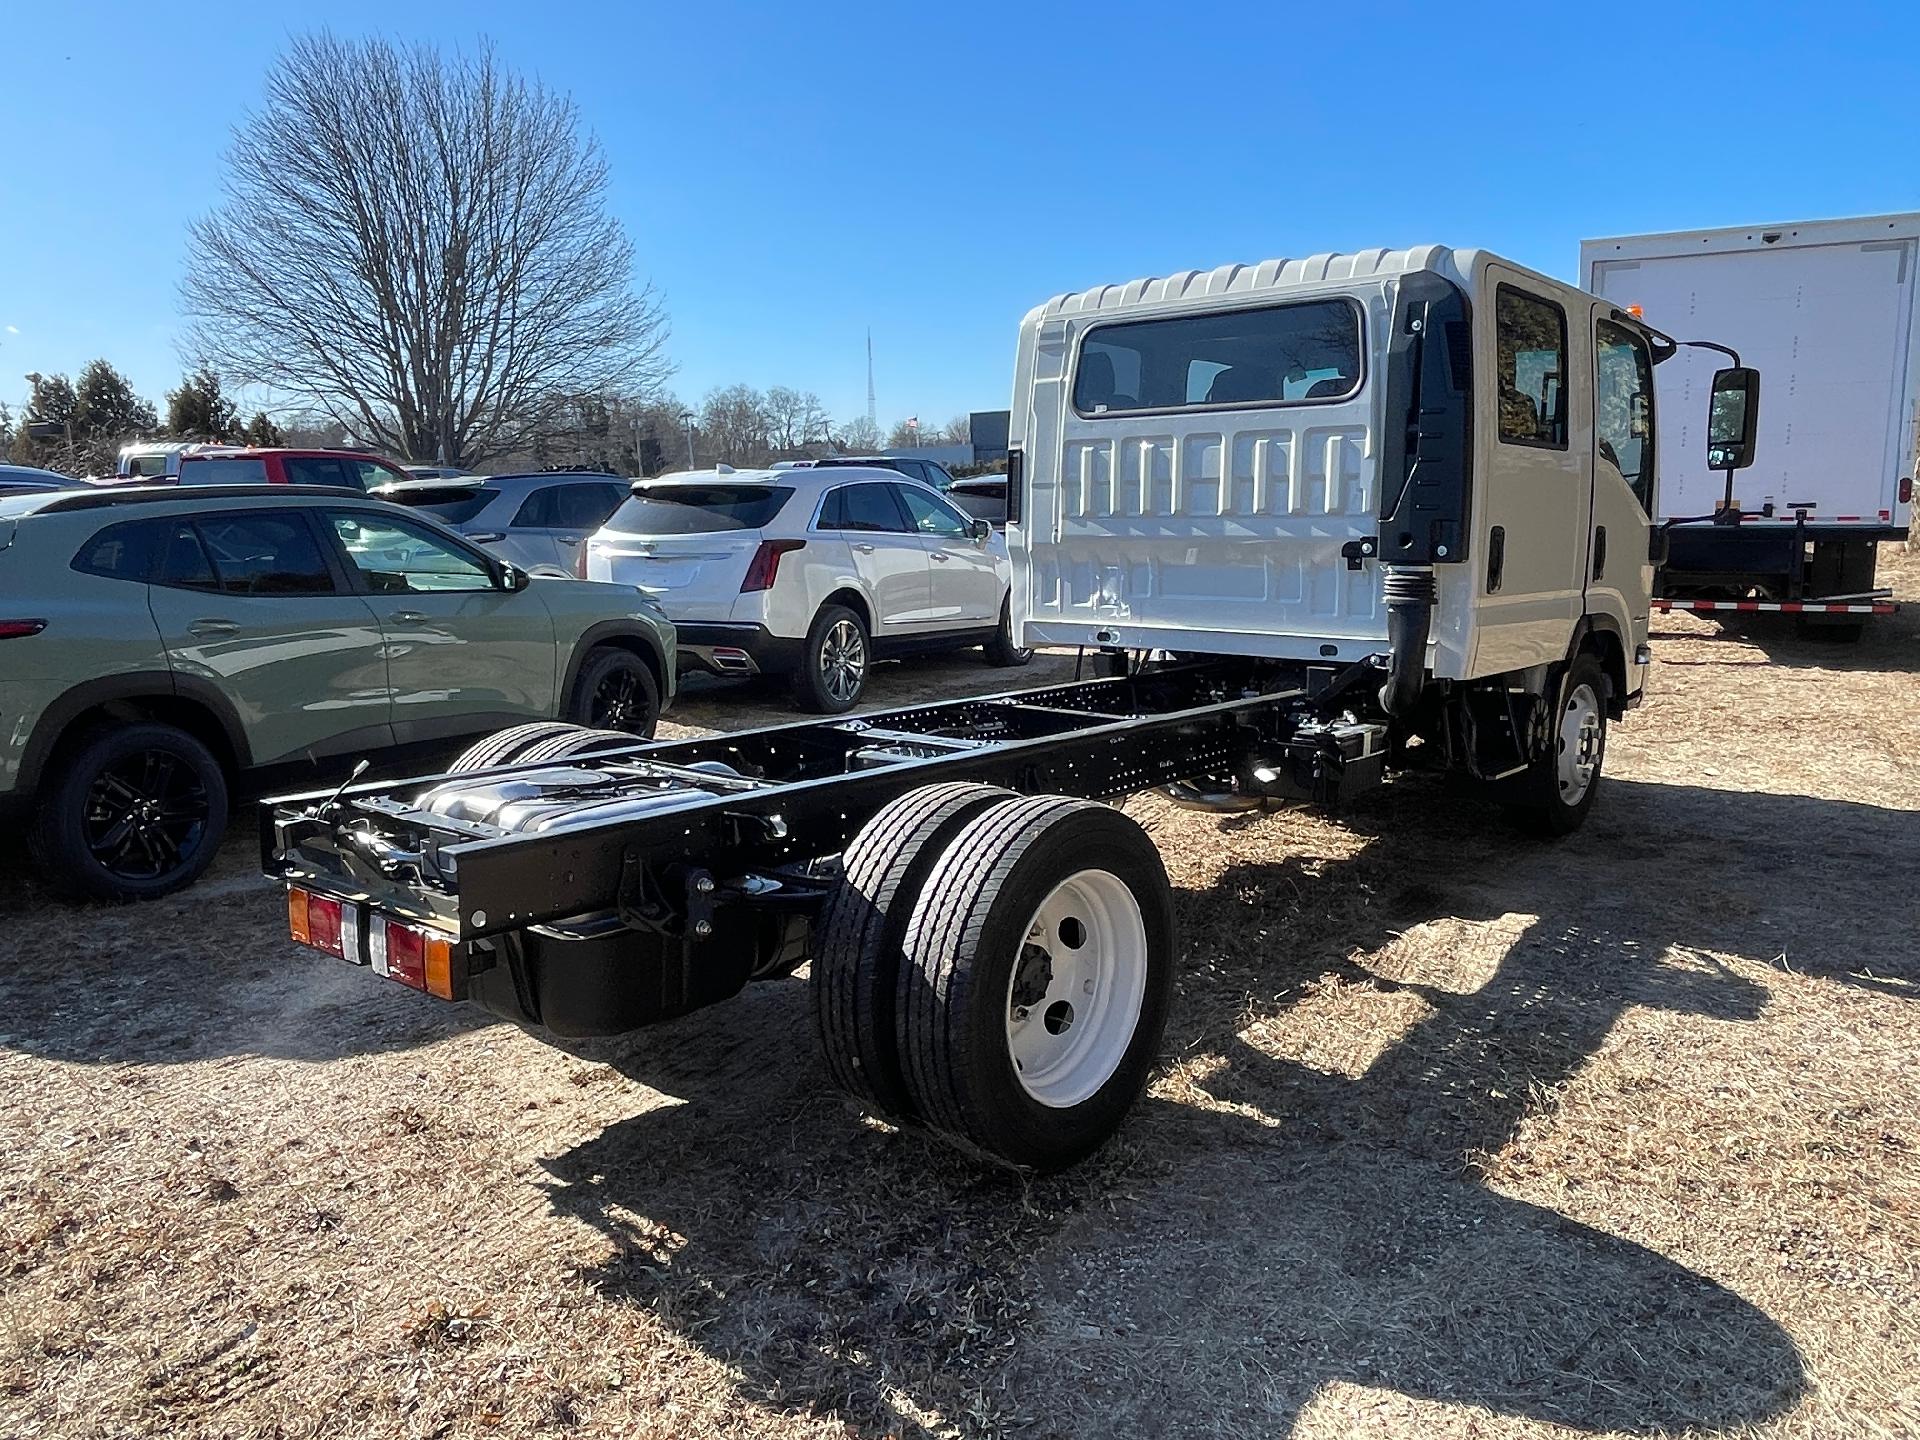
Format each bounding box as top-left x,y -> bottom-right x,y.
1496,286 -> 1568,449
1594,320 -> 1656,510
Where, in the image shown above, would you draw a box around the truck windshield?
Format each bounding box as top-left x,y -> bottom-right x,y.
610,485 -> 793,534
1072,299 -> 1362,415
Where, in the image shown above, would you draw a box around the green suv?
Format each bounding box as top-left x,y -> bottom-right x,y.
0,485 -> 675,901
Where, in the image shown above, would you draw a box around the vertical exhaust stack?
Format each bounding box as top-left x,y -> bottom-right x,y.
1378,565 -> 1435,717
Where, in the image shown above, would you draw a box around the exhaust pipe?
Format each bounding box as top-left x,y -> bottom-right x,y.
1378,565 -> 1435,718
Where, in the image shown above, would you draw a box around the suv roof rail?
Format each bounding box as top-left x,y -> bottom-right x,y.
34,483 -> 375,514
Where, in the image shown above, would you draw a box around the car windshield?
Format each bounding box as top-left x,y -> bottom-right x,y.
609,484 -> 792,533
384,484 -> 495,525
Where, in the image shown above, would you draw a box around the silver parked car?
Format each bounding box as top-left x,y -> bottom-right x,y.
375,472 -> 630,576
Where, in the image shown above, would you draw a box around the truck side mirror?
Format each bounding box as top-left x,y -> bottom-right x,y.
1706,366 -> 1760,471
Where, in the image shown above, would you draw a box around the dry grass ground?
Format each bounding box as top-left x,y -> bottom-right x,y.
3,553 -> 1917,1439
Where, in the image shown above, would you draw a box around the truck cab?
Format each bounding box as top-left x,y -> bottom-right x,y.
1006,246 -> 1667,714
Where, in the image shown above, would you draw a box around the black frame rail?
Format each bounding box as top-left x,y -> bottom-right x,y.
265,659 -> 1360,941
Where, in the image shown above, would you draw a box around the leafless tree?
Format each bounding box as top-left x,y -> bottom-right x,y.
182,33 -> 670,468
764,386 -> 830,451
699,384 -> 772,466
937,413 -> 971,446
835,415 -> 882,452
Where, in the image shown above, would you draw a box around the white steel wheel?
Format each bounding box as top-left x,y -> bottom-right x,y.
897,794 -> 1177,1172
1505,652 -> 1608,838
1557,680 -> 1604,806
1004,869 -> 1148,1108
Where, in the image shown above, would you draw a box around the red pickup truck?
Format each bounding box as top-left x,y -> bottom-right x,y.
113,444 -> 412,491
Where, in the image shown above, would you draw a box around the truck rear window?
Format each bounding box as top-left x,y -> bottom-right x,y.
1072,298 -> 1362,415
608,485 -> 793,534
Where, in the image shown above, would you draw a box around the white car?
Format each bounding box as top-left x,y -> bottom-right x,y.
582,466 -> 1029,711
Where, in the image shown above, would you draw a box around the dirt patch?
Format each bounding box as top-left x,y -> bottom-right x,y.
3,560 -> 1918,1438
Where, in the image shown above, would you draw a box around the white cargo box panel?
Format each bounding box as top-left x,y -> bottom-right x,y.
1008,248 -> 1477,671
1582,215 -> 1920,530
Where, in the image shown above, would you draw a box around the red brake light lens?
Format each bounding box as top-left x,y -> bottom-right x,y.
1901,476 -> 1913,505
0,620 -> 47,640
303,892 -> 345,958
574,540 -> 590,578
740,539 -> 805,593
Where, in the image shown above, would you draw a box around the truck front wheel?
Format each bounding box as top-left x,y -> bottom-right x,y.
897,795 -> 1176,1171
1505,653 -> 1608,838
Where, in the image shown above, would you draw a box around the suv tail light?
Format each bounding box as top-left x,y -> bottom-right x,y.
0,620 -> 47,639
574,539 -> 591,578
740,539 -> 805,593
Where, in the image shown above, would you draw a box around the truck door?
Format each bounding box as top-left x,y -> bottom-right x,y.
1471,270 -> 1593,674
1589,310 -> 1658,661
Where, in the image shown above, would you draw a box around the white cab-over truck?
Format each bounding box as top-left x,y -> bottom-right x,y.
1583,213 -> 1916,635
264,244 -> 1756,1172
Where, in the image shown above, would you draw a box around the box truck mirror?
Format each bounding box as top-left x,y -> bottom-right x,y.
1707,367 -> 1760,471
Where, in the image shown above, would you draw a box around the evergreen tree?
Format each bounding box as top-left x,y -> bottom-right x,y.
242,412 -> 286,447
166,366 -> 241,440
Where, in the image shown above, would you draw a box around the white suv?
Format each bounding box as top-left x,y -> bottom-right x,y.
582,466 -> 1029,711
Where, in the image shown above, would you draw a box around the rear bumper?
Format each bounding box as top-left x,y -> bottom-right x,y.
674,622 -> 806,677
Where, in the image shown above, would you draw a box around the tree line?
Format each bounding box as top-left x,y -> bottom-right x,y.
4,364 -> 282,477
9,33 -> 974,481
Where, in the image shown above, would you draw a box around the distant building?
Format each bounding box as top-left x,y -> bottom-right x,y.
877,410 -> 1011,471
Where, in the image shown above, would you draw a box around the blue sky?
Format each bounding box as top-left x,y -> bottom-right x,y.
2,0 -> 1915,432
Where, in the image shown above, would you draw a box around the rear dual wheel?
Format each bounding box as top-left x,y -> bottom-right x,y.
812,787 -> 1175,1171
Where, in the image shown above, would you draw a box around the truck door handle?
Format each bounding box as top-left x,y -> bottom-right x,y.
556,534 -> 583,544
187,618 -> 239,637
391,610 -> 429,624
1593,526 -> 1607,582
1486,526 -> 1505,593
853,542 -> 876,553
930,551 -> 950,561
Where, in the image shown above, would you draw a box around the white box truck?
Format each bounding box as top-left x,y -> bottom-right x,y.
1583,214 -> 1918,635
263,243 -> 1756,1172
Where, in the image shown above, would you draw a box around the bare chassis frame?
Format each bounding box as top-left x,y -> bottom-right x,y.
262,658 -> 1387,962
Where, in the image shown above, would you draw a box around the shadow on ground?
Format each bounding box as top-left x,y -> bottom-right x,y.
536,774 -> 1910,1436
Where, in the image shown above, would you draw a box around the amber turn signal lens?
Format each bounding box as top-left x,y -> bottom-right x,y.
288,887 -> 311,946
423,935 -> 455,1000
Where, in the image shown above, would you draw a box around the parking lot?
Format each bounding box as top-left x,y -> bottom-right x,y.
3,551 -> 1916,1440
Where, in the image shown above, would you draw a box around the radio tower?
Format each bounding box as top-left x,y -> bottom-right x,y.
865,329 -> 877,431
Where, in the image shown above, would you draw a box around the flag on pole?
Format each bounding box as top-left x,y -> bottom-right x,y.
906,417 -> 919,431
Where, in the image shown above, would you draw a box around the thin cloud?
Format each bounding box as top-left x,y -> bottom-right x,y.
3,325 -> 17,334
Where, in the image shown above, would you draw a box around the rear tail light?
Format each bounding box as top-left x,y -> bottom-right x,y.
369,915 -> 456,998
1004,448 -> 1023,525
289,887 -> 461,999
740,539 -> 805,593
0,620 -> 47,639
290,887 -> 353,959
1901,476 -> 1913,505
574,539 -> 591,578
